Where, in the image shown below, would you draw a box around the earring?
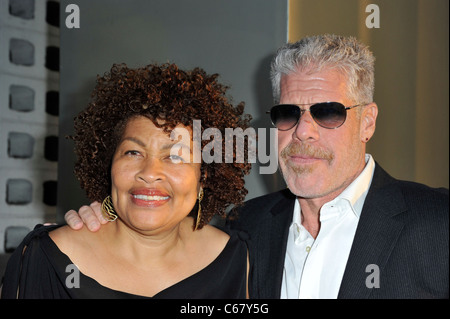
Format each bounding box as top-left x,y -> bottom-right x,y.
101,195 -> 118,222
194,188 -> 204,231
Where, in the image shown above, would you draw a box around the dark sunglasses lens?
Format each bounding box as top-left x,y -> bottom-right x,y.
271,105 -> 300,130
310,102 -> 346,128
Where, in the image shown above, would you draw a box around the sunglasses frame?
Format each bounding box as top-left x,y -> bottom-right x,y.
267,102 -> 363,130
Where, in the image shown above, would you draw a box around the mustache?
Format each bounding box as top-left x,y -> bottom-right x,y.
280,142 -> 334,162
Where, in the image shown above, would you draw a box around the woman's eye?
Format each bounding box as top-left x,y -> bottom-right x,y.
125,150 -> 141,156
168,155 -> 186,163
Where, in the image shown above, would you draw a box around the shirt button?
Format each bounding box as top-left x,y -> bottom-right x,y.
306,246 -> 311,253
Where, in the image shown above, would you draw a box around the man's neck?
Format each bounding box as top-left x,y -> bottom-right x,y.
296,154 -> 373,239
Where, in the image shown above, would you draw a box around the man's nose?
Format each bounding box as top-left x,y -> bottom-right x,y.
292,110 -> 320,142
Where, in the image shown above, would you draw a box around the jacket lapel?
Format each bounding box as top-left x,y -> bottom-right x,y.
255,190 -> 295,298
338,165 -> 406,299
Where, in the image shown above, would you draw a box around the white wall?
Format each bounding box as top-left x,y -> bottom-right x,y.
0,0 -> 60,253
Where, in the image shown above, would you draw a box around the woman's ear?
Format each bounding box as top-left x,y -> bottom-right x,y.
360,102 -> 378,143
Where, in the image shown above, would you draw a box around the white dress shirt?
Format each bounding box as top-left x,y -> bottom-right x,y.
280,154 -> 375,299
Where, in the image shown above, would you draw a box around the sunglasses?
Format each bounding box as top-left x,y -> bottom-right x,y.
268,102 -> 363,130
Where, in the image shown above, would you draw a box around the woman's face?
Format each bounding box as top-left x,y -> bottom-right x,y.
110,116 -> 201,234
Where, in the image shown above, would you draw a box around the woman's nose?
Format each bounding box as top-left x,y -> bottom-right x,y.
136,157 -> 165,183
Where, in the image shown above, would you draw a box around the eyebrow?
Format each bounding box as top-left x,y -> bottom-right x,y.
121,137 -> 145,147
167,142 -> 192,154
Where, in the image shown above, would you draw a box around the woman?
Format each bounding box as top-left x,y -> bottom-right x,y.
1,63 -> 252,298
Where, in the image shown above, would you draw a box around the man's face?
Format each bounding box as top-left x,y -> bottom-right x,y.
277,68 -> 375,201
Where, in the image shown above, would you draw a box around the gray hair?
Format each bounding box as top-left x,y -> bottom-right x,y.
270,34 -> 375,104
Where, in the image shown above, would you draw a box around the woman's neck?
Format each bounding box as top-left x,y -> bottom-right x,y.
106,217 -> 193,266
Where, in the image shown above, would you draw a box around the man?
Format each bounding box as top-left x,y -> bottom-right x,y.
65,34 -> 449,298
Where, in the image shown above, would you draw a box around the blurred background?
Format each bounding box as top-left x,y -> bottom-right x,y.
0,0 -> 448,279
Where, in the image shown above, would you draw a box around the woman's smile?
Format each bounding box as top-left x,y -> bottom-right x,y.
130,188 -> 171,208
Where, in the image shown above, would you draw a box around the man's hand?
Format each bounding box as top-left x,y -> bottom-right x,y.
64,201 -> 108,232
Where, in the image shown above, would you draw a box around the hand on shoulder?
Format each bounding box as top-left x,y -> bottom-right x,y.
64,201 -> 108,232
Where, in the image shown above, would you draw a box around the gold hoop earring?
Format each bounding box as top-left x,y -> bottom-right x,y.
101,195 -> 118,222
194,188 -> 204,231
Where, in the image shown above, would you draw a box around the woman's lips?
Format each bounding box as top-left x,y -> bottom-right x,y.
130,189 -> 170,207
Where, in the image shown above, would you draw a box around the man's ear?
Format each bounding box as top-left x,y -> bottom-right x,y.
360,102 -> 378,142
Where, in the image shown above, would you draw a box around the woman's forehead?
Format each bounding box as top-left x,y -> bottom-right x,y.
122,116 -> 194,148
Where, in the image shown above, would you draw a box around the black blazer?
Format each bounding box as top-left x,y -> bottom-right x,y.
229,164 -> 449,299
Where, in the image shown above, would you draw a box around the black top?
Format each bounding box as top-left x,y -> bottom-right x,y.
1,225 -> 248,299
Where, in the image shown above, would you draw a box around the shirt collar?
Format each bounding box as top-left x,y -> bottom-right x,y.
335,153 -> 375,218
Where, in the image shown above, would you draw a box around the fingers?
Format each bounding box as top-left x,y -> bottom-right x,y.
64,201 -> 108,232
65,210 -> 84,230
91,201 -> 109,225
78,202 -> 105,232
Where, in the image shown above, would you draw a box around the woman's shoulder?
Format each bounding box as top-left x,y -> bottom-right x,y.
49,224 -> 88,247
48,223 -> 80,243
48,223 -> 110,259
191,223 -> 248,260
203,222 -> 250,245
187,223 -> 228,258
201,223 -> 230,243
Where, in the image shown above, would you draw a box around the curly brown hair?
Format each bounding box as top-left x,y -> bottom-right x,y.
71,63 -> 252,229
